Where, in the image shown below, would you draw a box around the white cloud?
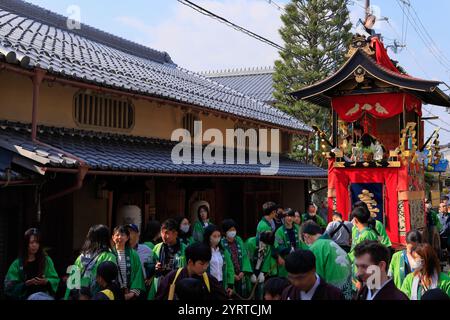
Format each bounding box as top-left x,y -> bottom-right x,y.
116,0 -> 283,71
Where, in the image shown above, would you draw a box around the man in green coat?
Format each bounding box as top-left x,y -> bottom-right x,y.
256,201 -> 279,235
245,231 -> 277,300
148,219 -> 186,300
274,209 -> 308,277
302,203 -> 327,229
301,221 -> 353,300
221,219 -> 253,297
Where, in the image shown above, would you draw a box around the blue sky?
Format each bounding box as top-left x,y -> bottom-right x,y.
26,0 -> 450,142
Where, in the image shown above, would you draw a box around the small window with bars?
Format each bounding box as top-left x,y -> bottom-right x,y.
182,113 -> 199,137
73,91 -> 134,130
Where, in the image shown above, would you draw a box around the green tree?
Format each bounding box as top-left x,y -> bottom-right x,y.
273,0 -> 352,165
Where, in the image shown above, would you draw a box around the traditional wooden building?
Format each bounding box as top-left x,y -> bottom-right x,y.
0,0 -> 326,284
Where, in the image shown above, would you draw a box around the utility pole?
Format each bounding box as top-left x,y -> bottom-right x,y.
365,0 -> 371,20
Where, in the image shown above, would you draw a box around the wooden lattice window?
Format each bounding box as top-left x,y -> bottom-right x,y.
73,91 -> 134,130
182,113 -> 199,137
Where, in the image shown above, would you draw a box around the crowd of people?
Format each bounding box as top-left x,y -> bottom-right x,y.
3,199 -> 450,301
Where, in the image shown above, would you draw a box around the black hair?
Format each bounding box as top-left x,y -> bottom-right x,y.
185,242 -> 212,263
221,219 -> 238,233
354,240 -> 391,267
142,220 -> 161,243
259,231 -> 275,246
161,219 -> 179,232
332,212 -> 343,219
301,221 -> 322,236
96,261 -> 123,300
175,278 -> 207,300
112,225 -> 131,247
284,208 -> 295,217
351,206 -> 371,224
21,228 -> 46,277
285,250 -> 316,274
421,288 -> 450,301
197,205 -> 210,225
175,216 -> 192,237
81,224 -> 112,254
264,277 -> 290,297
354,123 -> 364,132
406,230 -> 422,244
97,261 -> 118,284
202,224 -> 222,249
354,202 -> 379,235
262,201 -> 278,217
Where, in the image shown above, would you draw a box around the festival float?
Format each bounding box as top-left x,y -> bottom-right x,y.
292,16 -> 450,247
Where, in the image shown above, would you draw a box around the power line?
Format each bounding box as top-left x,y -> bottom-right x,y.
385,19 -> 431,78
177,0 -> 284,51
396,0 -> 450,75
407,1 -> 450,66
425,120 -> 450,134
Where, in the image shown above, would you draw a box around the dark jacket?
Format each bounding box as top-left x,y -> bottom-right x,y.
281,276 -> 345,300
355,279 -> 409,300
155,267 -> 227,301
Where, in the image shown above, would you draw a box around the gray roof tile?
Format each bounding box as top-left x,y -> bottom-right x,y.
0,121 -> 326,178
0,0 -> 310,132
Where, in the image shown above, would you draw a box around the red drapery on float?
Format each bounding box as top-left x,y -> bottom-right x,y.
371,37 -> 400,73
331,93 -> 422,122
327,159 -> 413,245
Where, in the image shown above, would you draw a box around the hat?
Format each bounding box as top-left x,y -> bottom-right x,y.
125,223 -> 139,233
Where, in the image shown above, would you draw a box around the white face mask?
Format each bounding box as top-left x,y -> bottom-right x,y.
226,231 -> 237,239
410,259 -> 423,270
180,224 -> 190,233
210,237 -> 221,246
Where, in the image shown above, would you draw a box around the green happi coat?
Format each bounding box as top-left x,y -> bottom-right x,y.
179,236 -> 194,247
222,236 -> 253,296
302,213 -> 327,228
65,250 -> 117,299
4,256 -> 60,300
388,250 -> 413,289
401,272 -> 450,299
245,236 -> 277,276
144,241 -> 155,250
207,247 -> 235,290
113,246 -> 146,294
147,241 -> 186,300
349,227 -> 379,290
274,224 -> 308,277
256,217 -> 274,235
349,227 -> 379,263
375,220 -> 392,247
222,236 -> 253,273
192,220 -> 212,243
309,239 -> 352,294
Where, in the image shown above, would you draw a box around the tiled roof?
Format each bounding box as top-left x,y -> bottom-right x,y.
0,0 -> 310,132
0,121 -> 327,178
204,67 -> 275,103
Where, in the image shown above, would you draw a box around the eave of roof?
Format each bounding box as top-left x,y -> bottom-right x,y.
0,121 -> 327,179
291,49 -> 450,108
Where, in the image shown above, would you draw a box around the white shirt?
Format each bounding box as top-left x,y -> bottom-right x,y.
210,247 -> 224,282
300,274 -> 321,300
136,244 -> 153,278
116,250 -> 127,288
366,278 -> 391,300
